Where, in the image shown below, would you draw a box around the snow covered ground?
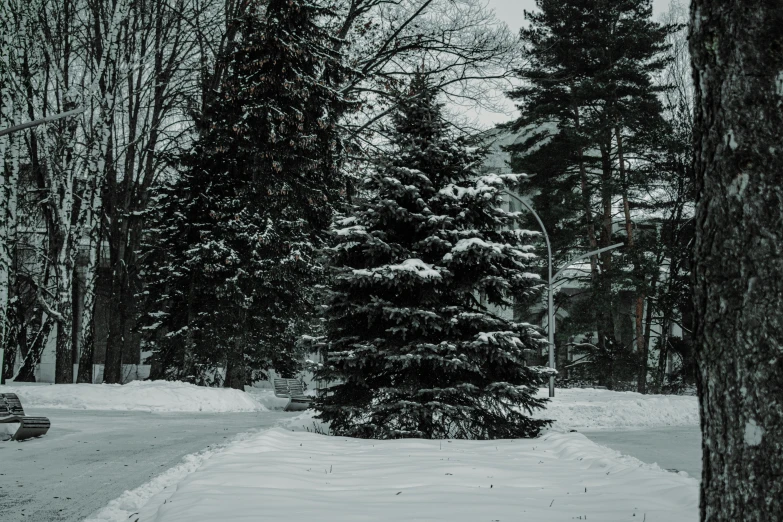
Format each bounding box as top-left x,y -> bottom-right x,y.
532,387 -> 699,431
1,383 -> 701,521
245,385 -> 299,410
8,383 -> 696,428
84,386 -> 700,522
583,427 -> 702,477
278,386 -> 700,434
2,380 -> 267,413
135,427 -> 698,522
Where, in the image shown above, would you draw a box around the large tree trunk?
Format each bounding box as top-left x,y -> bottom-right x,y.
77,236 -> 100,384
77,131 -> 110,385
224,337 -> 246,391
14,315 -> 53,382
597,137 -> 619,388
53,230 -> 76,384
690,1 -> 783,520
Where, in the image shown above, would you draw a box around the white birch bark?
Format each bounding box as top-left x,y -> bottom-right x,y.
0,2 -> 26,381
8,0 -> 130,383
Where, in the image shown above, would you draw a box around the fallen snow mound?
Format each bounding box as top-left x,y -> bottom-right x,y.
3,380 -> 267,413
533,387 -> 699,431
135,428 -> 697,522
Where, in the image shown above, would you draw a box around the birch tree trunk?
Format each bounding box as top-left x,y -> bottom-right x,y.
76,0 -> 124,383
76,167 -> 106,384
0,8 -> 24,384
0,103 -> 21,385
691,1 -> 783,519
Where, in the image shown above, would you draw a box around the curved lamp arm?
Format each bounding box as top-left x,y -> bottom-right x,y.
553,243 -> 625,281
0,107 -> 86,138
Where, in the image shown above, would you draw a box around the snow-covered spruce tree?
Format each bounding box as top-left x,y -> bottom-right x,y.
314,77 -> 552,439
142,0 -> 347,388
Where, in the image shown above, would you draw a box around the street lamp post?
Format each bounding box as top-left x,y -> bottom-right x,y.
503,190 -> 623,397
0,107 -> 85,385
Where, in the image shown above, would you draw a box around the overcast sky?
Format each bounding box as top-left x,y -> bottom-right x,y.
487,0 -> 677,33
469,0 -> 684,127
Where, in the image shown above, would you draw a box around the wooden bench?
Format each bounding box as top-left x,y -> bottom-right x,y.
272,378 -> 311,412
0,393 -> 51,441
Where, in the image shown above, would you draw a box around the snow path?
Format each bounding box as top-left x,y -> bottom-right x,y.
530,388 -> 701,480
144,428 -> 698,522
532,387 -> 699,431
0,408 -> 291,522
582,427 -> 702,478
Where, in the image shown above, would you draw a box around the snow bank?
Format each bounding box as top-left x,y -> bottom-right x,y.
2,380 -> 266,413
244,386 -> 292,411
0,421 -> 20,441
278,409 -> 330,433
533,387 -> 699,431
140,428 -> 698,522
278,387 -> 699,434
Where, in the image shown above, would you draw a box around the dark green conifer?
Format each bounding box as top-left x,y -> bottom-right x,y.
315,77 -> 552,439
143,0 -> 348,387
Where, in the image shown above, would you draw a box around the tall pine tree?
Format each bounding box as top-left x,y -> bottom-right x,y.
314,77 -> 552,439
505,0 -> 676,390
143,0 -> 347,387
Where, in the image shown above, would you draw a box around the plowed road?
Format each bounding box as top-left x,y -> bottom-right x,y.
0,408 -> 291,522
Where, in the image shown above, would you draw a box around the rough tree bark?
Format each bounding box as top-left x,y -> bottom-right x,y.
224,331 -> 246,391
690,1 -> 783,520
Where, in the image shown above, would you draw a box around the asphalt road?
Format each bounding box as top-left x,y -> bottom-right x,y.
582,426 -> 702,478
0,408 -> 291,522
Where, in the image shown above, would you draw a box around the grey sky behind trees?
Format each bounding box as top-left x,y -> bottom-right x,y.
472,0 -> 682,126
488,0 -> 675,32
